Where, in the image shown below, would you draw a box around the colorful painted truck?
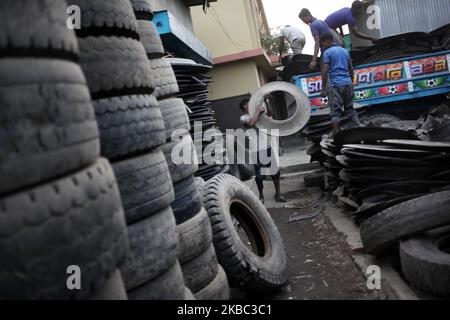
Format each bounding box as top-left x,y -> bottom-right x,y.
293,50 -> 450,116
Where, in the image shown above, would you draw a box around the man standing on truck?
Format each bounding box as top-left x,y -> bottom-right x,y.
298,8 -> 343,70
319,32 -> 363,137
278,25 -> 306,62
239,98 -> 287,204
325,1 -> 378,44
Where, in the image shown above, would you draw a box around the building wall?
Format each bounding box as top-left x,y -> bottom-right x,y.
191,0 -> 267,58
153,0 -> 194,33
208,60 -> 260,100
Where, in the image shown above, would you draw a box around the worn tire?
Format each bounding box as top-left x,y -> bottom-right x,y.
0,58 -> 99,196
148,58 -> 179,99
91,270 -> 127,300
69,0 -> 138,37
137,20 -> 164,58
360,191 -> 450,255
178,208 -> 213,264
128,262 -> 186,300
160,136 -> 199,183
184,287 -> 196,300
120,207 -> 179,290
112,151 -> 174,224
0,0 -> 78,58
130,0 -> 153,20
195,266 -> 230,300
172,176 -> 203,225
159,98 -> 191,141
400,227 -> 450,297
248,81 -> 311,136
181,245 -> 219,294
79,36 -> 154,97
204,174 -> 289,293
0,159 -> 128,299
94,95 -> 165,159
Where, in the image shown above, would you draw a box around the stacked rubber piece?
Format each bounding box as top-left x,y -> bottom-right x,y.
305,113 -> 402,166
169,58 -> 227,181
128,4 -> 230,300
351,24 -> 450,66
0,0 -> 129,299
70,0 -> 186,299
318,127 -> 450,298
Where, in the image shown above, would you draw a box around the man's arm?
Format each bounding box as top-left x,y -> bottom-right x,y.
321,63 -> 330,96
338,26 -> 345,37
349,26 -> 378,43
243,107 -> 265,126
309,35 -> 320,68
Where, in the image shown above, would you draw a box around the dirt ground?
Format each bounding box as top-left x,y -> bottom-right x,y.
242,175 -> 393,300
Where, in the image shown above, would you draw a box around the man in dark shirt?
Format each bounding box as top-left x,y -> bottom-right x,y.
298,8 -> 342,70
319,32 -> 363,137
325,0 -> 378,43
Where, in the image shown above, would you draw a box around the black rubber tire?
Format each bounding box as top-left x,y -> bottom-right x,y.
178,208 -> 213,264
400,228 -> 450,297
181,245 -> 219,294
0,58 -> 99,196
158,98 -> 191,141
184,287 -> 196,300
112,151 -> 174,224
360,191 -> 450,255
148,58 -> 179,99
136,20 -> 164,58
203,174 -> 289,293
78,36 -> 154,97
0,0 -> 79,59
0,158 -> 128,300
120,207 -> 179,290
333,127 -> 417,146
195,177 -> 206,203
130,0 -> 153,20
91,270 -> 127,300
94,95 -> 165,159
68,0 -> 138,37
172,176 -> 203,225
160,136 -> 199,183
128,262 -> 186,300
194,266 -> 230,301
362,114 -> 401,127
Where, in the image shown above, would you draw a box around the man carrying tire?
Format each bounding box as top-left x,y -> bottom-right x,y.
325,1 -> 378,44
319,32 -> 363,137
298,8 -> 343,70
239,98 -> 287,204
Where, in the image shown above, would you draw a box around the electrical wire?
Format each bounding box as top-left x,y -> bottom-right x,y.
209,6 -> 247,51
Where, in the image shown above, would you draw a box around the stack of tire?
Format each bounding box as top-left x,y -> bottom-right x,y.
169,58 -> 227,181
130,1 -> 230,300
70,0 -> 186,299
0,0 -> 129,299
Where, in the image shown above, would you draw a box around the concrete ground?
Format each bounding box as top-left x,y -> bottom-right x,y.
241,136 -> 418,300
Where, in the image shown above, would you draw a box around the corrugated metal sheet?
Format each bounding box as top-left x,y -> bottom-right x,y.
377,0 -> 450,37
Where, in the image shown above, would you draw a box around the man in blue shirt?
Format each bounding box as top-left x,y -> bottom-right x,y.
325,1 -> 378,43
320,32 -> 362,137
298,8 -> 343,70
